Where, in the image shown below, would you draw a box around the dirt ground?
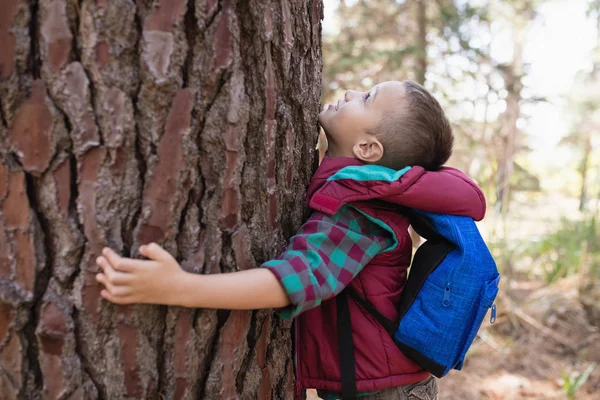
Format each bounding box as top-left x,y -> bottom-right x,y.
307,275 -> 599,400
438,276 -> 599,400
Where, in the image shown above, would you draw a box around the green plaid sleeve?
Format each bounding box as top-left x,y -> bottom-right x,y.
262,206 -> 395,319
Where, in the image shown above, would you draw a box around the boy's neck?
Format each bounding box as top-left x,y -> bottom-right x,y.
318,156 -> 365,172
324,153 -> 359,161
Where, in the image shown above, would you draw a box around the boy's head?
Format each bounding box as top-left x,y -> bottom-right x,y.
318,81 -> 453,170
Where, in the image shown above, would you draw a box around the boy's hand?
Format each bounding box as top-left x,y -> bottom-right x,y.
95,243 -> 188,306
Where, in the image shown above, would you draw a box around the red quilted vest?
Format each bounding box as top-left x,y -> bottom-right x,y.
293,157 -> 485,397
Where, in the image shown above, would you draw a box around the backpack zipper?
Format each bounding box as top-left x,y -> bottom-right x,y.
490,304 -> 497,324
445,214 -> 464,285
443,283 -> 451,306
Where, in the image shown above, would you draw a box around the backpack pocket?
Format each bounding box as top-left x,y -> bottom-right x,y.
394,273 -> 500,376
453,273 -> 500,370
394,279 -> 480,375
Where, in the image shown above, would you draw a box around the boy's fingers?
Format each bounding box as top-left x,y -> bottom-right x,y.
102,247 -> 121,268
96,273 -> 108,286
96,256 -> 107,271
97,256 -> 130,274
97,269 -> 132,286
95,273 -> 115,294
99,251 -> 139,273
139,243 -> 175,264
99,262 -> 117,282
97,278 -> 132,299
110,286 -> 133,297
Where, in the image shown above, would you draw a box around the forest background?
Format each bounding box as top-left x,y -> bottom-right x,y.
317,0 -> 600,398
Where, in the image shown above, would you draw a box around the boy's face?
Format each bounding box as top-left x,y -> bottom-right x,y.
318,81 -> 406,159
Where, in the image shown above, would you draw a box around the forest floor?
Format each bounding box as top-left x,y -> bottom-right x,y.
438,274 -> 599,400
307,274 -> 600,400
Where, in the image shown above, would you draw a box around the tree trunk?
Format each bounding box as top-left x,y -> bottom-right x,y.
415,0 -> 427,86
581,11 -> 600,212
579,136 -> 592,212
495,38 -> 523,216
0,0 -> 323,399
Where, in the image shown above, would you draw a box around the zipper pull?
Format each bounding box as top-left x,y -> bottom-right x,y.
490,303 -> 497,324
442,283 -> 451,307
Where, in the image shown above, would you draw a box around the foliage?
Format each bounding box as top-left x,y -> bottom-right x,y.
323,0 -> 600,285
322,0 -> 419,98
322,1 -> 600,397
322,0 -> 547,207
561,363 -> 597,400
520,215 -> 600,283
560,0 -> 600,212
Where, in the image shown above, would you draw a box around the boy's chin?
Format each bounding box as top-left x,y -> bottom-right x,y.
317,120 -> 326,133
317,114 -> 331,132
317,111 -> 325,123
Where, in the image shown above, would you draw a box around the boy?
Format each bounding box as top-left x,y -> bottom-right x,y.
96,81 -> 486,399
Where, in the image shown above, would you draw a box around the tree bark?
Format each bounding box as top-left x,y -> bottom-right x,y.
495,36 -> 523,216
415,0 -> 427,86
0,1 -> 323,399
578,136 -> 591,212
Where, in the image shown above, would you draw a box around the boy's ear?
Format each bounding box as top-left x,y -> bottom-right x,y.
352,138 -> 384,163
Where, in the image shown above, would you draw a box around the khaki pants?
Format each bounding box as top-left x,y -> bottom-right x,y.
315,376 -> 439,400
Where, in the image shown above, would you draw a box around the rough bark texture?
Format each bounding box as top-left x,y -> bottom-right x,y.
0,0 -> 323,399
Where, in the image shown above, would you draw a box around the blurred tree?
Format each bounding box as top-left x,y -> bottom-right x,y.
416,0 -> 427,84
491,0 -> 543,214
322,0 -> 442,99
322,0 -> 492,165
562,0 -> 600,212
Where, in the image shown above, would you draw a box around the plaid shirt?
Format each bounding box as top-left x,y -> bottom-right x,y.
262,205 -> 395,319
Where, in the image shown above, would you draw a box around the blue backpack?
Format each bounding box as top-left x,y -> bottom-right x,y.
336,207 -> 499,400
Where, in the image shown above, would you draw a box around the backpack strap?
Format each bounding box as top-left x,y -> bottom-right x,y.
390,204 -> 443,241
338,288 -> 400,400
337,291 -> 357,400
389,205 -> 456,320
336,206 -> 455,398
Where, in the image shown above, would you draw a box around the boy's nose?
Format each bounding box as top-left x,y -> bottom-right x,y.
344,90 -> 362,101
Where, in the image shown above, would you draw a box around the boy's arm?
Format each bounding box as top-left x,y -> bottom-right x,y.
260,207 -> 393,319
96,208 -> 392,317
381,166 -> 487,221
169,268 -> 292,309
317,166 -> 486,221
96,244 -> 290,309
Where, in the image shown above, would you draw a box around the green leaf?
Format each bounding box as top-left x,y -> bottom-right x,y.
573,363 -> 597,392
